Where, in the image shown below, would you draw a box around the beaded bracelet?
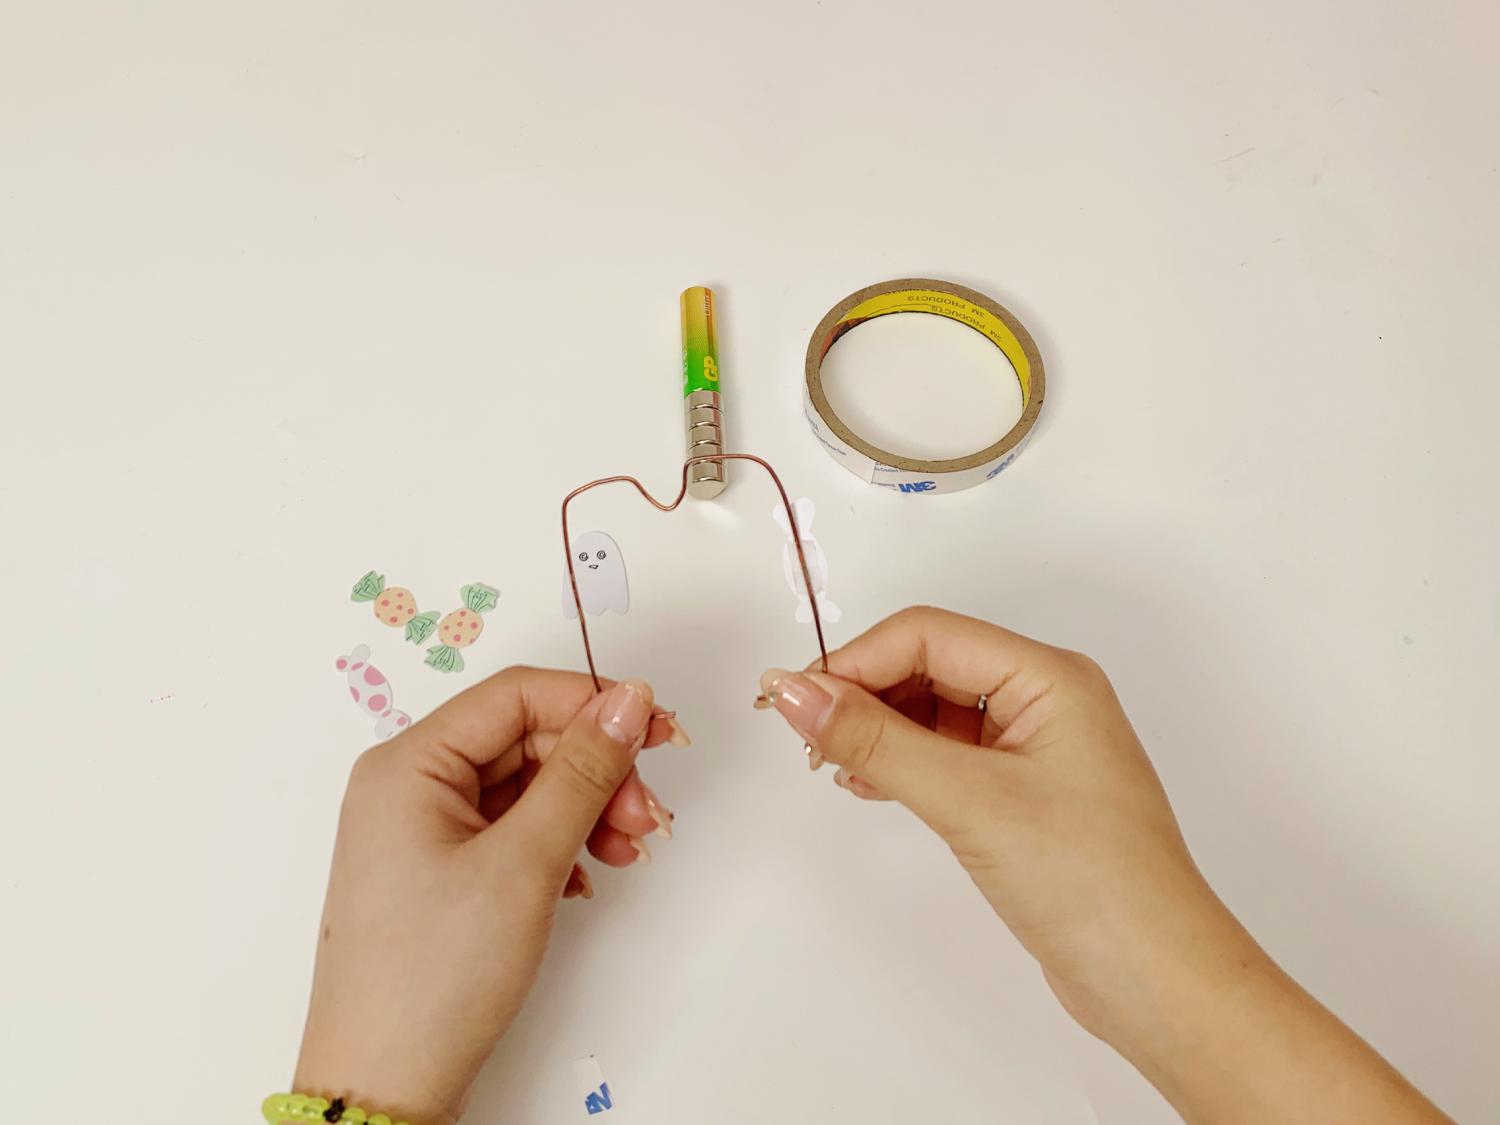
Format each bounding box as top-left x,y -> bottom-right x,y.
262,1092 -> 412,1125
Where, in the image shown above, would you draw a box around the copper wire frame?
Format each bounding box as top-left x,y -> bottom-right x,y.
562,453 -> 830,693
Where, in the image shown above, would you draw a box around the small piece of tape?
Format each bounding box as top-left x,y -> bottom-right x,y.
572,1054 -> 615,1118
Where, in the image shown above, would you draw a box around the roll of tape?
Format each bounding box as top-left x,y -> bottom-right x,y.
804,278 -> 1045,494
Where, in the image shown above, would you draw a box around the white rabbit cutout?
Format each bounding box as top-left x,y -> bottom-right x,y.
773,497 -> 842,625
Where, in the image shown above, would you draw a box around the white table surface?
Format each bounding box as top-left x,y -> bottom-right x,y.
4,3 -> 1497,1122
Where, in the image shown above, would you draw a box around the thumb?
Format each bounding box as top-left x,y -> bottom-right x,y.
493,679 -> 654,878
757,668 -> 986,831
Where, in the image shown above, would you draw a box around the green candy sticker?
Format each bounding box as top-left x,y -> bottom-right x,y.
352,570 -> 434,633
461,583 -> 500,613
405,611 -> 439,645
422,582 -> 500,674
350,570 -> 386,602
425,644 -> 465,674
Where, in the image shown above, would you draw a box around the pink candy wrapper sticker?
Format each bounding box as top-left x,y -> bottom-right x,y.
336,644 -> 411,740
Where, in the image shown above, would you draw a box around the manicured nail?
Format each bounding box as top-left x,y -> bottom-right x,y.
599,680 -> 652,745
628,835 -> 653,865
664,714 -> 692,747
833,766 -> 850,789
564,863 -> 593,900
642,785 -> 674,839
807,744 -> 825,771
758,669 -> 834,741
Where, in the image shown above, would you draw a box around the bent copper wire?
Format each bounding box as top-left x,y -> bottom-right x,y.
562,453 -> 830,693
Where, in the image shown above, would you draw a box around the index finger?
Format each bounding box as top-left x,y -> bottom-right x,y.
805,606 -> 1066,722
411,665 -> 607,769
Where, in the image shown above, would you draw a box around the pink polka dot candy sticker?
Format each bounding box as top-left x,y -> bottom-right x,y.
350,570 -> 440,645
424,582 -> 500,674
335,644 -> 412,741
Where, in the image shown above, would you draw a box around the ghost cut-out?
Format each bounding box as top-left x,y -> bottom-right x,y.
563,530 -> 630,619
773,497 -> 841,625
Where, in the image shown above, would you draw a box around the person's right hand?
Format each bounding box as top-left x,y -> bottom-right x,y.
757,606 -> 1450,1124
757,605 -> 1222,1041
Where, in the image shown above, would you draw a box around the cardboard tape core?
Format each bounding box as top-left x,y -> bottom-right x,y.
805,279 -> 1046,494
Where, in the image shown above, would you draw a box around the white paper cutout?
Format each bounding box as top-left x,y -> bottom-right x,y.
773,497 -> 841,624
336,644 -> 411,740
563,530 -> 630,619
571,1054 -> 614,1117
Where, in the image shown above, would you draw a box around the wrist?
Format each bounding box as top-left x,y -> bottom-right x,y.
1098,904 -> 1288,1075
1029,864 -> 1275,1059
294,1037 -> 461,1125
1066,891 -> 1440,1124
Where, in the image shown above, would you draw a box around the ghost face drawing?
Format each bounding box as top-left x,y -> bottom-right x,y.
563,530 -> 630,619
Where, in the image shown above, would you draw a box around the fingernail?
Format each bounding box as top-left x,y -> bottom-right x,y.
758,669 -> 833,741
642,785 -> 674,839
833,766 -> 849,789
599,680 -> 652,745
564,864 -> 593,900
628,835 -> 653,865
575,864 -> 594,900
807,744 -> 825,771
664,713 -> 692,747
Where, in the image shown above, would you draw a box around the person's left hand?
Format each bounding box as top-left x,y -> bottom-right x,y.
292,666 -> 686,1125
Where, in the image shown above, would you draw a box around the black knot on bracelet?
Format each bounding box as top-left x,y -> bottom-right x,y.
324,1098 -> 345,1123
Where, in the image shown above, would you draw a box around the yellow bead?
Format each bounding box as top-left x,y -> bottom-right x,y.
368,1115 -> 392,1125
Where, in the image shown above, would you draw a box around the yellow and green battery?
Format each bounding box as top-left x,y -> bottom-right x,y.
682,285 -> 726,498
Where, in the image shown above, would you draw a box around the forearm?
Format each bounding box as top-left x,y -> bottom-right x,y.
1103,904 -> 1451,1124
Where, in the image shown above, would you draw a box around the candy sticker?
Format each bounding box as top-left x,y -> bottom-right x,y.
336,644 -> 411,740
773,498 -> 841,625
425,583 -> 500,673
562,530 -> 630,619
350,571 -> 440,645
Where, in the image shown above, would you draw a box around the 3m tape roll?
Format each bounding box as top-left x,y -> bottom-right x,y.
804,279 -> 1045,494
